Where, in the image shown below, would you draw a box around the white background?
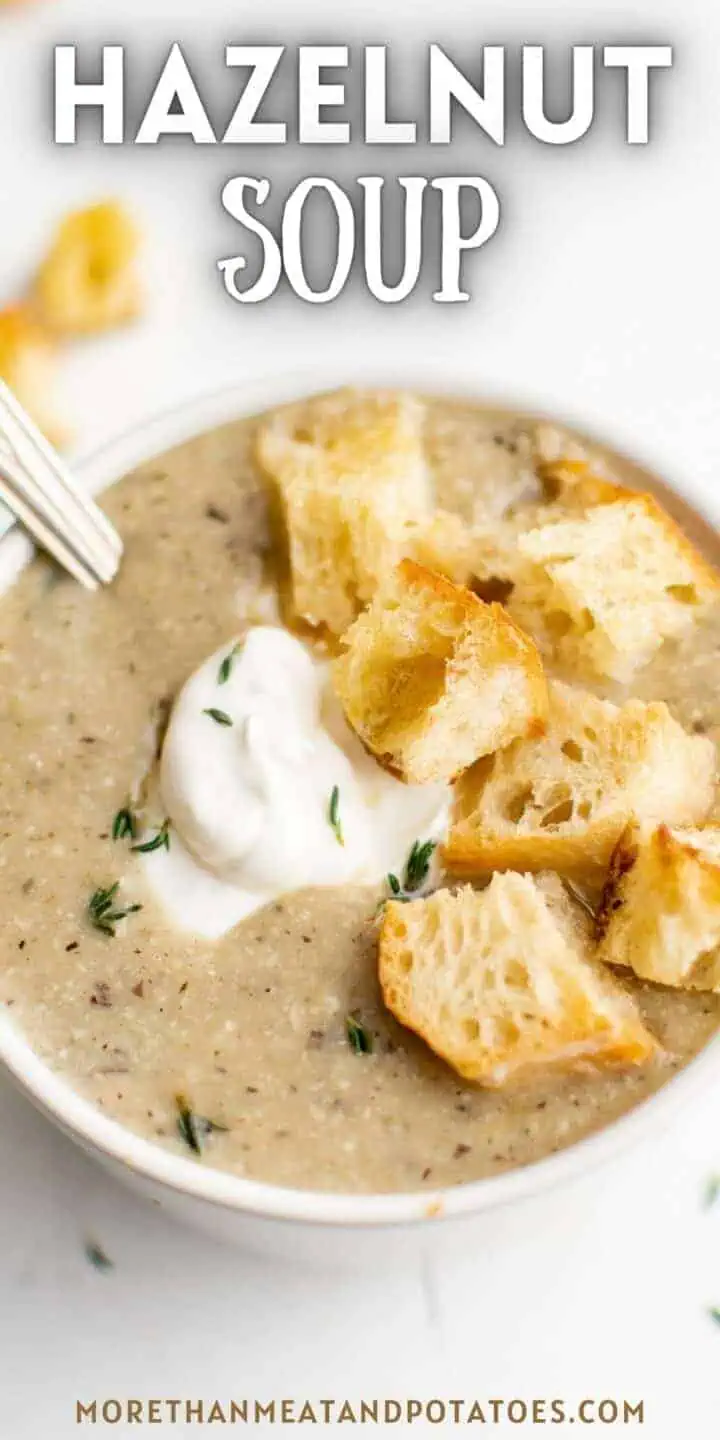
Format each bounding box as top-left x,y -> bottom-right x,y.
1,0 -> 720,1435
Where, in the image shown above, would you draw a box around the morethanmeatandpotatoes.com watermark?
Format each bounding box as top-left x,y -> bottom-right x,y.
75,1397 -> 645,1427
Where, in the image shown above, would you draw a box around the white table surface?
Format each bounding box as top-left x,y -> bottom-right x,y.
1,1 -> 720,1435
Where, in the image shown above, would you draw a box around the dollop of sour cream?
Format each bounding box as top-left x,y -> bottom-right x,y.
144,627 -> 448,938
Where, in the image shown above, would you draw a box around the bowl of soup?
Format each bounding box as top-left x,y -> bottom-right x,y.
0,366 -> 718,1264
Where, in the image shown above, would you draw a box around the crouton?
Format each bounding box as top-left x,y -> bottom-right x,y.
333,559 -> 548,784
597,822 -> 720,992
0,304 -> 65,445
511,492 -> 720,681
446,681 -> 716,883
34,201 -> 142,335
379,873 -> 656,1086
256,389 -> 431,634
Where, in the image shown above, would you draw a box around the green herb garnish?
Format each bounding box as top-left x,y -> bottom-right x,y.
710,1308 -> 720,1327
405,839 -> 437,891
203,707 -> 233,727
112,806 -> 137,842
87,883 -> 142,937
131,819 -> 171,855
328,785 -> 344,846
346,1015 -> 373,1055
85,1240 -> 114,1272
705,1176 -> 720,1209
175,1094 -> 228,1156
217,642 -> 242,686
386,838 -> 437,902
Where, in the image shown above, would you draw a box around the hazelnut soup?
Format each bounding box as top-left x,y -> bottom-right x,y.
0,396 -> 718,1193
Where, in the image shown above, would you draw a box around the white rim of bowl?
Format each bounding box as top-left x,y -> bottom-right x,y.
0,360 -> 718,1230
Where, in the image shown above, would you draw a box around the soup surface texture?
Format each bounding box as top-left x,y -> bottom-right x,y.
1,396 -> 718,1194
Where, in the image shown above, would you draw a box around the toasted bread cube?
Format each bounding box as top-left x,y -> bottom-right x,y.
257,389 -> 431,634
447,681 -> 716,883
0,305 -> 65,446
379,874 -> 656,1086
333,559 -> 548,784
598,822 -> 720,992
513,493 -> 720,681
34,201 -> 141,335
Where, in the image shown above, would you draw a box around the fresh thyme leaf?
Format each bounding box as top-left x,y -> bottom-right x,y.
346,1015 -> 373,1055
705,1176 -> 720,1209
204,707 -> 233,727
328,785 -> 344,846
112,807 -> 137,842
385,839 -> 437,903
104,905 -> 142,922
89,882 -> 119,917
217,642 -> 242,686
87,884 -> 142,938
131,818 -> 171,855
85,1240 -> 114,1273
405,839 -> 437,892
175,1094 -> 229,1156
709,1307 -> 720,1327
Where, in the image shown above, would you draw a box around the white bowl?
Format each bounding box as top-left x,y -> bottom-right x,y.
1,364 -> 718,1266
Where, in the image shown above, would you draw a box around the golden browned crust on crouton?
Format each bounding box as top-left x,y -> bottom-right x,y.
509,490 -> 720,681
256,390 -> 431,635
595,822 -> 642,940
332,559 -> 548,785
445,682 -> 716,884
379,875 -> 656,1086
597,821 -> 720,991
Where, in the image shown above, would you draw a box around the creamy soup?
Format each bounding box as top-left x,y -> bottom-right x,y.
0,396 -> 718,1195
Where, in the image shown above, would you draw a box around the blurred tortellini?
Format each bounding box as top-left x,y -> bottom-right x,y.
0,201 -> 142,442
34,202 -> 141,335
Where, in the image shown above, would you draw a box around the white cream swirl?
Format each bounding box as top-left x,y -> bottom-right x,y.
142,627 -> 448,938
